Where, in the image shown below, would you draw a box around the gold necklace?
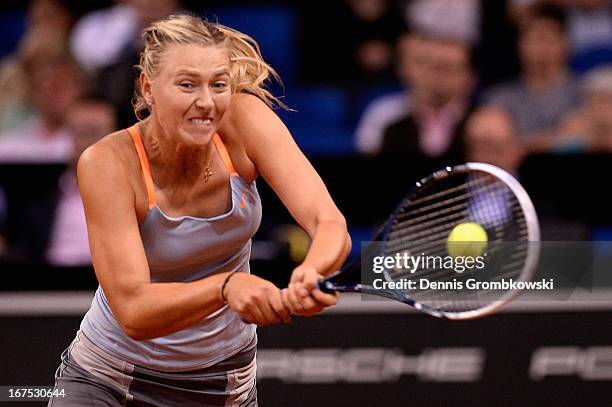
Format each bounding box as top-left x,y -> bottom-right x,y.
203,162 -> 213,183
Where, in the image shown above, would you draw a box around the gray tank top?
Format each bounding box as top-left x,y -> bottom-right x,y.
79,125 -> 261,371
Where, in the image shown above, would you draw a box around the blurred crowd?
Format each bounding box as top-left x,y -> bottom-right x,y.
354,0 -> 612,166
0,0 -> 611,265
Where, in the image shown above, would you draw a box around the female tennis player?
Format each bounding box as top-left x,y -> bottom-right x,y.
49,14 -> 350,406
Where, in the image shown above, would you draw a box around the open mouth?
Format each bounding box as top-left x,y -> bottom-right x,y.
188,118 -> 213,125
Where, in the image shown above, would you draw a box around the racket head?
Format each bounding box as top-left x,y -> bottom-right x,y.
380,162 -> 540,319
322,163 -> 540,320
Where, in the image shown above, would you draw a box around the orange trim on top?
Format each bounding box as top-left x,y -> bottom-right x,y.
212,133 -> 236,174
126,125 -> 157,209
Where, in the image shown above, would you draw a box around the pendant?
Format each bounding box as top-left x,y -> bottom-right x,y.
203,163 -> 213,183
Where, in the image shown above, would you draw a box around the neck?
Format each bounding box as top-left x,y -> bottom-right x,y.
413,96 -> 465,120
523,64 -> 567,90
140,118 -> 214,188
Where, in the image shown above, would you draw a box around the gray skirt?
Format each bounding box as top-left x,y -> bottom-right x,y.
48,331 -> 257,407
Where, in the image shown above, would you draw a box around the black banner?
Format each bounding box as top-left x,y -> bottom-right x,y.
1,304 -> 611,406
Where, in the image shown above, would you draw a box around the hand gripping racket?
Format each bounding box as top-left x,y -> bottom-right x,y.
319,163 -> 540,320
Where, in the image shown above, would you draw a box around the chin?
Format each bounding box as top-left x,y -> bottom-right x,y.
180,127 -> 216,146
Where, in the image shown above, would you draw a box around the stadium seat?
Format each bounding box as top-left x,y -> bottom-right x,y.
0,11 -> 26,58
276,86 -> 354,156
572,45 -> 612,75
203,5 -> 297,84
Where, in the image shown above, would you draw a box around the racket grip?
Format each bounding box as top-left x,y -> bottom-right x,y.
318,278 -> 337,294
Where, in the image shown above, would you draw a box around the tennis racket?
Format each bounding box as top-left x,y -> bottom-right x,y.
319,162 -> 540,320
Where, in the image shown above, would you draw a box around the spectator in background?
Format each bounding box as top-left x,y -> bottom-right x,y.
464,107 -> 522,230
354,33 -> 415,155
0,0 -> 75,133
407,0 -> 523,87
27,0 -> 75,33
376,32 -> 475,165
0,35 -> 84,163
1,95 -> 116,265
346,0 -> 407,84
46,95 -> 117,266
86,0 -> 184,128
355,0 -> 478,157
405,0 -> 481,46
483,2 -> 579,152
511,0 -> 612,57
554,65 -> 612,152
70,0 -> 139,75
465,106 -> 524,175
71,0 -> 181,76
462,106 -> 523,230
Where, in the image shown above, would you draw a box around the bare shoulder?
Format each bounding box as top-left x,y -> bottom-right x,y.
78,130 -> 135,181
77,129 -> 149,220
218,93 -> 274,181
230,92 -> 270,112
223,93 -> 278,133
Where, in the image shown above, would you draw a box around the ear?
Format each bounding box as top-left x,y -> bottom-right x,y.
140,72 -> 153,105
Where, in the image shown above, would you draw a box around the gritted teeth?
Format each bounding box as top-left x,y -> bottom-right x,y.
189,118 -> 213,125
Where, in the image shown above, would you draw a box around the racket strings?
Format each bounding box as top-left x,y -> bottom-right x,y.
388,190 -> 527,249
393,201 -> 471,230
394,181 -> 497,222
395,174 -> 503,216
392,179 -> 519,232
400,177 -> 492,208
386,223 -> 528,265
387,202 -> 526,248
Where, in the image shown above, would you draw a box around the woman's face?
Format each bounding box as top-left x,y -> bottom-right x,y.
143,44 -> 232,146
518,18 -> 568,71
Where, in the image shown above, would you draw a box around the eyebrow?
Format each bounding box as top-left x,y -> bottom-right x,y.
212,68 -> 230,76
174,68 -> 230,76
174,69 -> 200,76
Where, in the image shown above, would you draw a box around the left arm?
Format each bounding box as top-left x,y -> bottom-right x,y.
220,93 -> 352,314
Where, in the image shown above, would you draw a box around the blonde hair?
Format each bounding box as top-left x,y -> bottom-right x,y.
133,14 -> 285,119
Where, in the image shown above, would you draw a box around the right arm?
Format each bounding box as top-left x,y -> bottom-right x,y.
78,144 -> 289,340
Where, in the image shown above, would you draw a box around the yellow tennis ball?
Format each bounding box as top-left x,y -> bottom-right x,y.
447,222 -> 488,258
286,225 -> 310,263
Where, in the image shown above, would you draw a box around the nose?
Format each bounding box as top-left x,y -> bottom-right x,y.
195,88 -> 214,110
